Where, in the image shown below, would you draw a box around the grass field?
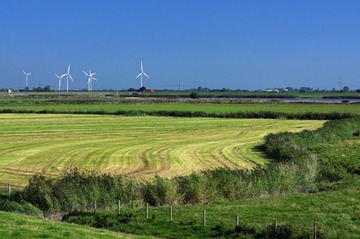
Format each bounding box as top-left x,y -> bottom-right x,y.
0,114 -> 324,186
3,102 -> 360,115
1,91 -> 360,116
63,181 -> 360,238
0,211 -> 156,239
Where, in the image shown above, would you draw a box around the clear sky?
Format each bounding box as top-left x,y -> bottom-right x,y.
1,0 -> 360,91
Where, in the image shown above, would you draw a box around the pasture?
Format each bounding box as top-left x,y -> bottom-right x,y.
0,211 -> 154,239
1,92 -> 360,116
0,114 -> 323,186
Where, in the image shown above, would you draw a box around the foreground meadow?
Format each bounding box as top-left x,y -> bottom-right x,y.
0,114 -> 323,186
0,211 -> 156,239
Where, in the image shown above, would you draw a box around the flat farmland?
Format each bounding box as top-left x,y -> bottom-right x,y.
2,101 -> 360,115
0,114 -> 324,186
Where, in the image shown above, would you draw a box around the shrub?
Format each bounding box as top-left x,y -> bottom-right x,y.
189,92 -> 198,99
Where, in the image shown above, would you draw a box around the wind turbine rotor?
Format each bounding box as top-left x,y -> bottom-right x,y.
135,61 -> 150,88
84,69 -> 98,91
55,73 -> 64,91
23,71 -> 32,88
83,71 -> 90,77
69,74 -> 74,82
143,72 -> 149,78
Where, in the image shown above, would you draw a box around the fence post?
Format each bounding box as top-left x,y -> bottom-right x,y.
118,200 -> 121,215
93,201 -> 97,214
146,203 -> 149,219
169,205 -> 173,222
7,184 -> 11,197
313,224 -> 317,239
236,214 -> 239,227
274,220 -> 278,232
203,209 -> 206,226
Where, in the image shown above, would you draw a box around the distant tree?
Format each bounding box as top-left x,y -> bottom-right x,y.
285,87 -> 294,92
197,86 -> 202,92
299,87 -> 313,93
139,86 -> 147,92
342,86 -> 350,92
356,89 -> 360,93
43,85 -> 52,92
190,92 -> 198,99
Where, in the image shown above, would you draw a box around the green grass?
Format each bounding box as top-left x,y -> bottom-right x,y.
3,90 -> 360,98
0,211 -> 157,239
2,101 -> 360,115
1,91 -> 360,116
62,179 -> 360,238
0,114 -> 323,186
60,125 -> 360,238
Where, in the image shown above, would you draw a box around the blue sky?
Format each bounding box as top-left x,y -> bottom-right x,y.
1,0 -> 360,91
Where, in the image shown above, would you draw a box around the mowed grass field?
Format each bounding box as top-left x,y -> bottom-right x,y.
0,114 -> 324,186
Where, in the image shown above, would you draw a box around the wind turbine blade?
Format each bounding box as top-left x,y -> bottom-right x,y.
140,61 -> 143,71
69,74 -> 74,82
143,72 -> 149,78
92,77 -> 97,81
28,72 -> 32,75
67,64 -> 71,74
136,73 -> 142,79
83,71 -> 89,76
23,71 -> 26,75
55,74 -> 60,78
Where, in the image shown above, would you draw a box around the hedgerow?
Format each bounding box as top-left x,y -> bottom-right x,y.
0,108 -> 357,120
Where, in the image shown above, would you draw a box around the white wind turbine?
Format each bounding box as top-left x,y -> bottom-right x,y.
83,70 -> 97,91
62,64 -> 74,92
55,73 -> 65,91
135,60 -> 149,88
23,71 -> 32,88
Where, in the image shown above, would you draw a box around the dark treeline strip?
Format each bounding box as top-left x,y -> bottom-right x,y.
0,108 -> 357,120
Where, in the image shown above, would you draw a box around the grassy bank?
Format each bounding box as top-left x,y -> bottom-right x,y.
0,211 -> 157,239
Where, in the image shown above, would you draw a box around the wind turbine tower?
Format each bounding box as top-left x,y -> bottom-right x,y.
83,70 -> 97,91
62,64 -> 74,92
339,79 -> 345,91
23,71 -> 32,88
55,74 -> 65,91
135,61 -> 149,88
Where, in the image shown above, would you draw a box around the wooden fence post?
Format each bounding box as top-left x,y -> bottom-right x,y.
169,205 -> 173,222
93,201 -> 97,214
7,184 -> 11,197
146,203 -> 149,219
236,214 -> 239,227
313,224 -> 317,239
273,220 -> 278,232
